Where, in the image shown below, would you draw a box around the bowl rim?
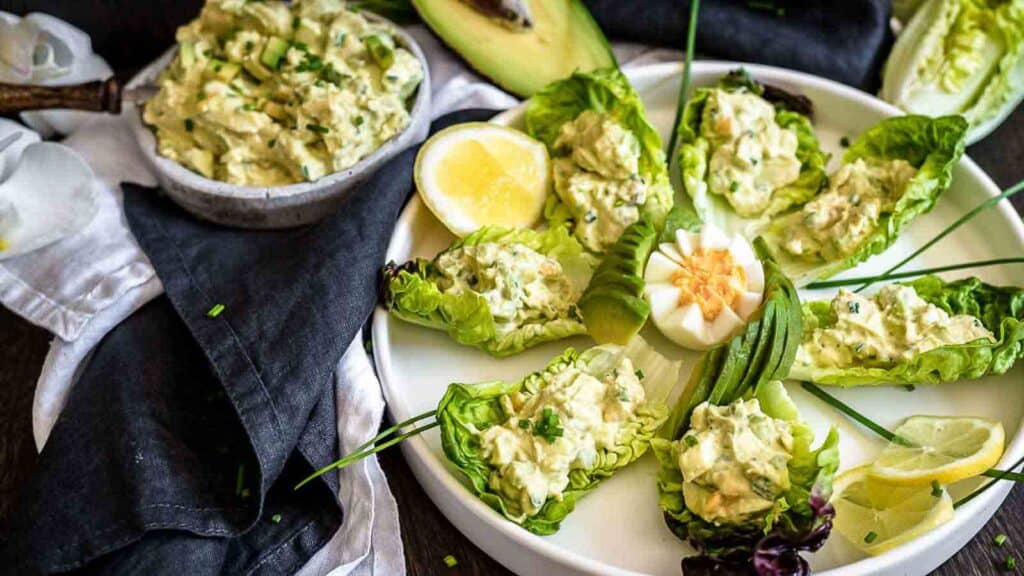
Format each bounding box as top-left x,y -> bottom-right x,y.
125,11 -> 431,204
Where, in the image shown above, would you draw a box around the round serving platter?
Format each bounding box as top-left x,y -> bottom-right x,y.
372,61 -> 1024,576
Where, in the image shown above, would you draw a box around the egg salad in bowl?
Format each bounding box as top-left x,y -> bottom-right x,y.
143,0 -> 424,187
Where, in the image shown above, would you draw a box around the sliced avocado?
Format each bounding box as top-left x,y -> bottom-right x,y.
206,58 -> 241,82
577,217 -> 657,345
577,287 -> 648,345
179,42 -> 197,69
363,34 -> 395,69
261,37 -> 290,70
411,0 -> 616,97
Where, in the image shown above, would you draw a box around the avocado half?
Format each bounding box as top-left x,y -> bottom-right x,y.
411,0 -> 617,97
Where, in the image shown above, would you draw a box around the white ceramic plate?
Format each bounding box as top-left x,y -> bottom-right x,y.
372,61 -> 1024,576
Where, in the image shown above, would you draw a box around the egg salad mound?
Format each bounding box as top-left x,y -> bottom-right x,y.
143,0 -> 424,186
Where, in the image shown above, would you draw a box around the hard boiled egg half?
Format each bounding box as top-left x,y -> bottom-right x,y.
643,223 -> 764,350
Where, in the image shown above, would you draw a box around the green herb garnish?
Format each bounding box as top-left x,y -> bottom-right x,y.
443,555 -> 458,568
996,534 -> 1009,547
271,513 -> 282,523
840,136 -> 851,147
635,368 -> 645,380
931,480 -> 943,497
307,123 -> 330,134
863,531 -> 878,543
517,418 -> 530,430
1007,557 -> 1017,571
207,303 -> 225,317
184,118 -> 195,132
532,407 -> 564,443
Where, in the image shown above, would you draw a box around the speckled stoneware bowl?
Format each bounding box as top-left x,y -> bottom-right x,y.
126,14 -> 430,229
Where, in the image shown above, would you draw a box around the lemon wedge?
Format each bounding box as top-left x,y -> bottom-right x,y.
414,122 -> 550,237
832,465 -> 954,555
869,415 -> 1004,486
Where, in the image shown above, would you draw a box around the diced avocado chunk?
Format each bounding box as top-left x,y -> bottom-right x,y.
206,58 -> 241,82
261,37 -> 290,70
363,34 -> 395,69
179,42 -> 197,68
411,0 -> 615,96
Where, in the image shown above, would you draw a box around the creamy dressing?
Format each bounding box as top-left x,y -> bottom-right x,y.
144,0 -> 423,185
435,242 -> 579,335
782,159 -> 917,260
478,356 -> 647,518
700,88 -> 802,217
798,285 -> 995,368
551,111 -> 648,252
679,399 -> 793,525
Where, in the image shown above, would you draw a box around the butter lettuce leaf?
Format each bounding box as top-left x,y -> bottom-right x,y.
763,114 -> 968,285
675,70 -> 828,239
881,0 -> 1024,144
652,380 -> 839,574
790,275 -> 1024,386
382,225 -> 595,357
437,345 -> 668,535
525,68 -> 673,234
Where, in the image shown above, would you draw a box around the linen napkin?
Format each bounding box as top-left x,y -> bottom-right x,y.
0,108 -> 496,575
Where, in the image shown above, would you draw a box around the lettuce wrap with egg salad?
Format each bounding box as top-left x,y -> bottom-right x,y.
524,68 -> 674,253
762,114 -> 968,285
675,69 -> 829,238
382,225 -> 595,357
437,344 -> 671,534
790,275 -> 1024,386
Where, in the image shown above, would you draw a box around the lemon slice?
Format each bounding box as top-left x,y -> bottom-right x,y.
832,465 -> 954,555
414,122 -> 549,236
869,415 -> 1004,486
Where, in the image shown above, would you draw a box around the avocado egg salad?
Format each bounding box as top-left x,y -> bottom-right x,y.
525,69 -> 674,253
791,275 -> 1024,386
143,0 -> 423,186
676,70 -> 828,235
382,226 -> 595,357
762,114 -> 968,284
654,380 -> 839,576
438,345 -> 668,533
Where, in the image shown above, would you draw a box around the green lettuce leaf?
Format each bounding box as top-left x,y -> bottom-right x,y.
675,70 -> 828,239
881,0 -> 1024,143
652,380 -> 840,561
763,114 -> 968,285
382,225 -> 595,357
524,68 -> 673,235
789,275 -> 1024,385
437,345 -> 668,534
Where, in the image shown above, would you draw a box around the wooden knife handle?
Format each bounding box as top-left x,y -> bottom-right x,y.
0,77 -> 122,115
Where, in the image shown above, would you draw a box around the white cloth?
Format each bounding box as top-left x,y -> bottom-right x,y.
0,14 -> 680,575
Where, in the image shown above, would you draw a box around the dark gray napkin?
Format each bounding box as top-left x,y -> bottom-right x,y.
585,0 -> 893,91
0,108 -> 496,575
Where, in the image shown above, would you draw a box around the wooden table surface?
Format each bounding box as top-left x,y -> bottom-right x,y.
0,37 -> 1023,576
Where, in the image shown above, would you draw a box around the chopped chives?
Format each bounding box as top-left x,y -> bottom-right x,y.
840,136 -> 850,147
235,464 -> 245,496
184,118 -> 194,132
271,513 -> 282,524
443,555 -> 458,568
1006,556 -> 1017,571
863,531 -> 878,544
517,419 -> 530,429
931,480 -> 942,497
301,165 -> 310,180
996,534 -> 1008,547
207,303 -> 225,318
635,368 -> 645,380
307,123 -> 330,134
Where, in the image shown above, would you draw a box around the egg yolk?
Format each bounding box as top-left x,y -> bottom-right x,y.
670,248 -> 747,321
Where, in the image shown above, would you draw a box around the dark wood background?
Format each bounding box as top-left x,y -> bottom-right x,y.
1,1 -> 1023,574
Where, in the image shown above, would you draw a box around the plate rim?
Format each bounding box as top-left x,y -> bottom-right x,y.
373,60 -> 1024,576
